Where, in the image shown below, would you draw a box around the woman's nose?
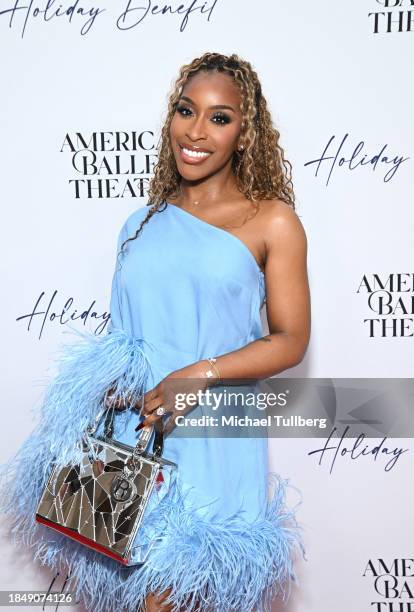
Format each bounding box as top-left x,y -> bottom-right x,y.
186,114 -> 208,140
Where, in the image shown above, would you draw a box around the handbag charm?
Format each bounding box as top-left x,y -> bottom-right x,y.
35,404 -> 177,566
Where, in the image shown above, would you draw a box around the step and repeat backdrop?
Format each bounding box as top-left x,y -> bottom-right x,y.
0,1 -> 412,611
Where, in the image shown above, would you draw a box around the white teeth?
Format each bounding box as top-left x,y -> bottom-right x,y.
182,147 -> 211,158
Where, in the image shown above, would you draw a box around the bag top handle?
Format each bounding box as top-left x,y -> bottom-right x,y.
86,403 -> 164,458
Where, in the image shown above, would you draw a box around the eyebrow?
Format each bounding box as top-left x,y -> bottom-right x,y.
178,95 -> 236,113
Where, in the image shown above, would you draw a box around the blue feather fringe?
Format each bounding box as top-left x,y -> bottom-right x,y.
0,329 -> 306,612
0,328 -> 153,555
35,327 -> 152,468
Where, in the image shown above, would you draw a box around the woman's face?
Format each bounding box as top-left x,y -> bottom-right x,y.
169,70 -> 243,181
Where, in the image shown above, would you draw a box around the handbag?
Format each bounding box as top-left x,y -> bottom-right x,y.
35,401 -> 178,566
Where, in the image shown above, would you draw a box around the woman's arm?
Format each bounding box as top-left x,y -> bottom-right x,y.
209,201 -> 311,379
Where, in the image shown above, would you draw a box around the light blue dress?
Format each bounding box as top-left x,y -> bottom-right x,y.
0,201 -> 304,612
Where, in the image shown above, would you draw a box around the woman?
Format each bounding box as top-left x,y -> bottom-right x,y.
0,52 -> 310,611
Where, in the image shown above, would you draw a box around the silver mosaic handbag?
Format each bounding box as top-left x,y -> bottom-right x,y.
35,404 -> 177,566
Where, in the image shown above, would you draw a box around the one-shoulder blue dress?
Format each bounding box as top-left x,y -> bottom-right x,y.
0,201 -> 304,612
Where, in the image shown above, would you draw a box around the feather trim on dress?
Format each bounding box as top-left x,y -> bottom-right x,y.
0,329 -> 305,612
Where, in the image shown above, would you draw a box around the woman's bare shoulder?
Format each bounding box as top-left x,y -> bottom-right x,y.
257,198 -> 306,250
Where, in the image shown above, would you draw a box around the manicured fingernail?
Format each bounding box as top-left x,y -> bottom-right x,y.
135,421 -> 145,431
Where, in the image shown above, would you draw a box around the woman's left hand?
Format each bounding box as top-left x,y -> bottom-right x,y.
136,360 -> 215,435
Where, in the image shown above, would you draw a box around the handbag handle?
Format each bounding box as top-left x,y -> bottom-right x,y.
133,423 -> 164,459
86,402 -> 164,459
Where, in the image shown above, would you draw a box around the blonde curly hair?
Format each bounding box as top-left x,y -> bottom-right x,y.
121,51 -> 295,254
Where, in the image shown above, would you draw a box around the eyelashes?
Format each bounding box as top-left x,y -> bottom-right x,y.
175,104 -> 231,126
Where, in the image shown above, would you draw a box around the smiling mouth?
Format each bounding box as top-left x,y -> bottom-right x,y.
179,144 -> 212,163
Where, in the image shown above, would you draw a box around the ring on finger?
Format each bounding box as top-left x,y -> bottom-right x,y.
156,405 -> 166,416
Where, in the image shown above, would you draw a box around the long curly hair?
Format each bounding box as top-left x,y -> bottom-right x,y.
120,51 -> 295,255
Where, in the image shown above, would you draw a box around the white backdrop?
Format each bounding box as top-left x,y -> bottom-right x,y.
1,1 -> 413,610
